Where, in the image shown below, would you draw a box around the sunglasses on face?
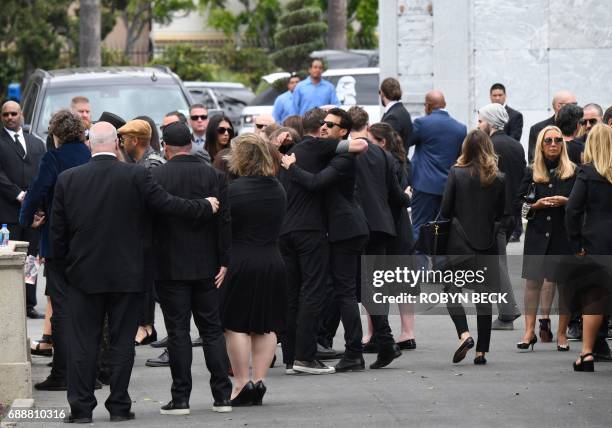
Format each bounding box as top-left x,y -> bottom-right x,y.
217,127 -> 234,136
543,137 -> 564,145
2,111 -> 18,117
580,118 -> 599,126
190,115 -> 208,121
255,123 -> 267,129
319,120 -> 339,129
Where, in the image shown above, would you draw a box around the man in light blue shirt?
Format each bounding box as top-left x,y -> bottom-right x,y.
292,58 -> 340,115
273,75 -> 300,123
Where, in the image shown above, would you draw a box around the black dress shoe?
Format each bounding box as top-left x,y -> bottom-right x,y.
231,381 -> 255,406
191,337 -> 203,347
334,356 -> 365,372
150,336 -> 168,348
31,342 -> 53,357
474,355 -> 487,365
109,412 -> 135,422
452,336 -> 474,363
252,380 -> 267,405
362,340 -> 379,354
370,344 -> 402,369
146,349 -> 169,367
397,339 -> 416,350
160,400 -> 190,415
212,399 -> 232,413
27,307 -> 45,319
35,375 -> 66,391
64,414 -> 92,424
315,343 -> 339,360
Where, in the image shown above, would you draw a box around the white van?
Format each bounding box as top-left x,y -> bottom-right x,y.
240,67 -> 381,134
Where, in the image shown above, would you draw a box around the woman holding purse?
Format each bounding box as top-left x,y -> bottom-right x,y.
515,125 -> 576,352
440,129 -> 505,365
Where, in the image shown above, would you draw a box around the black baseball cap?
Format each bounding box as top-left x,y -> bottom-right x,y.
162,122 -> 192,146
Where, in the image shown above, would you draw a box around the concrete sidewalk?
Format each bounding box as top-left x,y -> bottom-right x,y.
18,241 -> 612,427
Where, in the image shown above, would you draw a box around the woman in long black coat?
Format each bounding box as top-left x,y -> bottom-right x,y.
220,133 -> 287,404
565,124 -> 612,372
515,125 -> 576,352
441,130 -> 505,365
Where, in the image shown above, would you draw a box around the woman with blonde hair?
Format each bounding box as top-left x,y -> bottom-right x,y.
515,125 -> 576,352
220,133 -> 287,404
441,129 -> 505,365
565,124 -> 612,371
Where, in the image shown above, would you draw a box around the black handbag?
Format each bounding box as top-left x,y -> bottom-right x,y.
415,214 -> 451,256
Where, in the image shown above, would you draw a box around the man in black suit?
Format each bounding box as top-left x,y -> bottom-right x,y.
352,106 -> 409,369
51,121 -> 219,424
477,103 -> 525,330
380,77 -> 413,153
0,100 -> 46,318
528,90 -> 576,163
490,83 -> 523,142
151,122 -> 232,415
278,108 -> 367,375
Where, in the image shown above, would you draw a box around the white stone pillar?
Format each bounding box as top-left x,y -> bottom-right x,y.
0,241 -> 32,405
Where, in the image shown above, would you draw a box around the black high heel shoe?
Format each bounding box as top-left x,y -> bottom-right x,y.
573,353 -> 595,372
135,327 -> 157,346
517,334 -> 537,351
557,342 -> 570,352
230,381 -> 255,406
452,336 -> 474,363
252,380 -> 267,405
539,319 -> 553,343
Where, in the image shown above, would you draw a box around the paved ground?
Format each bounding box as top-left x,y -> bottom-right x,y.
14,241 -> 612,427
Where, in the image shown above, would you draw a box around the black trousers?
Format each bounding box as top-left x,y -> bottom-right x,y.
46,260 -> 69,381
280,230 -> 329,364
361,232 -> 395,347
446,286 -> 493,353
8,223 -> 39,309
156,279 -> 231,404
328,236 -> 368,358
67,287 -> 141,418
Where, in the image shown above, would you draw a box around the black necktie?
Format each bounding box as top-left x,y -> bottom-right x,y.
13,134 -> 25,158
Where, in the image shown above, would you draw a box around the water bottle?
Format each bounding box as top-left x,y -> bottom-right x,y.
0,224 -> 9,247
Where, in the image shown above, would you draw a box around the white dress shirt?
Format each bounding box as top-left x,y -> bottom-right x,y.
4,127 -> 27,155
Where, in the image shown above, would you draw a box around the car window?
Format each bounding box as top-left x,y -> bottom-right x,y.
188,88 -> 217,110
249,85 -> 280,106
220,88 -> 255,104
38,84 -> 190,137
326,73 -> 379,106
22,80 -> 40,126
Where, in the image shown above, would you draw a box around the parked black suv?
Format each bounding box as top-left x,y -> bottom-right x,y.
21,66 -> 192,141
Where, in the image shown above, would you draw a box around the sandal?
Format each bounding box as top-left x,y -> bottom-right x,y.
573,353 -> 594,372
31,334 -> 53,357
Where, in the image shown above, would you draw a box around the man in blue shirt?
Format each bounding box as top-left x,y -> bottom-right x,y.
273,75 -> 300,123
292,58 -> 339,115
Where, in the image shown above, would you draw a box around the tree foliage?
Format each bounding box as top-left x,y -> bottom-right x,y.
271,0 -> 326,73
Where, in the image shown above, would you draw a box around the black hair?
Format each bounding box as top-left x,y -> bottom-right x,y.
205,114 -> 234,161
604,106 -> 612,124
490,83 -> 506,94
327,107 -> 353,131
302,108 -> 326,135
134,115 -> 160,152
556,104 -> 584,137
165,110 -> 187,124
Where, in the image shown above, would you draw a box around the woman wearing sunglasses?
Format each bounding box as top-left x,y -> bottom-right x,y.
205,114 -> 235,164
515,125 -> 576,352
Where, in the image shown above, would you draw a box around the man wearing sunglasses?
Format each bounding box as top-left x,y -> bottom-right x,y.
188,104 -> 209,153
581,103 -> 603,135
0,100 -> 46,319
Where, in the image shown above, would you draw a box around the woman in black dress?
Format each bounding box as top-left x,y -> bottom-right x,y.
515,125 -> 576,352
565,124 -> 612,372
368,122 -> 417,350
220,133 -> 287,405
441,130 -> 505,365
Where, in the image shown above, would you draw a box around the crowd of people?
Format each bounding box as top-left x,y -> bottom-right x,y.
3,57 -> 612,423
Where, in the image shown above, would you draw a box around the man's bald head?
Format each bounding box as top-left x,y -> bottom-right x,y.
552,90 -> 576,115
89,121 -> 118,154
1,100 -> 22,131
424,90 -> 446,114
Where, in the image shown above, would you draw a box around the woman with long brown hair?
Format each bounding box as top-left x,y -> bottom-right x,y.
515,125 -> 576,352
441,129 -> 505,365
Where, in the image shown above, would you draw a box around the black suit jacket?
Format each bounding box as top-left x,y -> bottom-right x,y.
381,102 -> 413,152
355,142 -> 411,237
0,129 -> 45,223
151,155 -> 230,281
491,130 -> 526,234
287,153 -> 369,243
51,155 -> 213,294
504,105 -> 524,142
528,115 -> 555,163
